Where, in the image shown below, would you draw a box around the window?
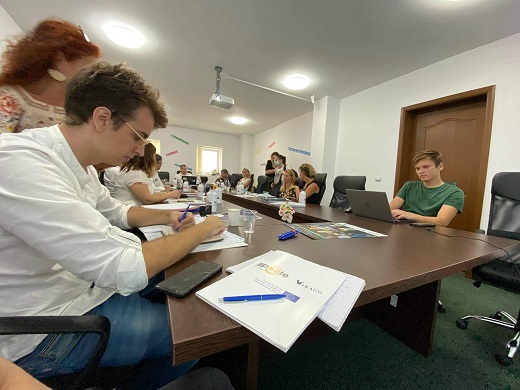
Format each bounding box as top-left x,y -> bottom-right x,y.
196,145 -> 222,175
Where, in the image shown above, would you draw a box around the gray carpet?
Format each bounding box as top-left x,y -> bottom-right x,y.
258,273 -> 519,389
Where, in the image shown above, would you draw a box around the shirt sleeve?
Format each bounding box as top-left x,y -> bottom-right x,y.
396,181 -> 411,200
443,186 -> 465,212
0,148 -> 148,295
0,89 -> 23,134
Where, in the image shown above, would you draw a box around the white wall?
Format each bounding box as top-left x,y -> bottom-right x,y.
151,125 -> 241,180
0,5 -> 22,54
253,111 -> 313,183
335,32 -> 520,229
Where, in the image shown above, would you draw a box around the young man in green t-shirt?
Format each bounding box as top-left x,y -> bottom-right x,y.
389,150 -> 464,226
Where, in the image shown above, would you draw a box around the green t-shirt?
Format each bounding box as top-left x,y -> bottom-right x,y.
396,181 -> 464,217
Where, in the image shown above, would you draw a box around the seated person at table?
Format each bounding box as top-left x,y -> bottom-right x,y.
173,164 -> 190,183
389,150 -> 464,226
113,143 -> 180,206
0,61 -> 225,390
299,163 -> 321,204
216,169 -> 237,188
278,169 -> 300,202
238,168 -> 253,191
153,153 -> 167,190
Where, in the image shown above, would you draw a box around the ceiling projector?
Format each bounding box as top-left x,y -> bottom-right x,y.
209,93 -> 234,109
209,65 -> 234,109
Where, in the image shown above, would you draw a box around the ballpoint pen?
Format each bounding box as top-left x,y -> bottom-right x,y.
220,294 -> 287,302
177,204 -> 191,231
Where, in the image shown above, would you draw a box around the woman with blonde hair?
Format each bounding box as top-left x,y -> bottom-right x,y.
113,144 -> 181,205
0,18 -> 101,133
299,163 -> 321,204
279,169 -> 300,202
238,168 -> 253,191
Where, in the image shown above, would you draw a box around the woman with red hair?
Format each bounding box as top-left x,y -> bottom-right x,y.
0,18 -> 101,133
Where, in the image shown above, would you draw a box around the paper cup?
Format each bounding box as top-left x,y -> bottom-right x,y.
228,209 -> 241,226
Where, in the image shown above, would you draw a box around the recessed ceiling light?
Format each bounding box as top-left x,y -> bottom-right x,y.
229,117 -> 248,125
283,74 -> 310,90
104,22 -> 145,49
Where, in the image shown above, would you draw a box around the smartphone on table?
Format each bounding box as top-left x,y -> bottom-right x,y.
155,261 -> 223,298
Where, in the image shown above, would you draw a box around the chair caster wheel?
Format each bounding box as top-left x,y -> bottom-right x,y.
495,354 -> 513,366
438,304 -> 446,313
490,312 -> 502,320
456,319 -> 468,329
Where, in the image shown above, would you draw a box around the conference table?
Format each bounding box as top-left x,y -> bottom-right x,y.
165,193 -> 520,390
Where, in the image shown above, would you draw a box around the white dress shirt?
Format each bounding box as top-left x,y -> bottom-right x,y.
0,125 -> 148,361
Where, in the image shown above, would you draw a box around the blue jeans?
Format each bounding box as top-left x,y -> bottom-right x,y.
16,275 -> 197,390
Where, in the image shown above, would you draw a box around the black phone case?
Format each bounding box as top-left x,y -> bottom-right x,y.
155,261 -> 222,298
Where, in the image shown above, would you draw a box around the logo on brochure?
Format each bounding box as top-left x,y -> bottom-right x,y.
282,291 -> 300,303
255,263 -> 289,278
296,279 -> 323,294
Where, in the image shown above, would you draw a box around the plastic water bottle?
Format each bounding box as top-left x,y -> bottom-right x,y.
196,175 -> 201,185
216,186 -> 223,203
172,177 -> 177,189
299,191 -> 306,204
182,179 -> 189,192
237,183 -> 244,195
197,182 -> 205,197
208,188 -> 217,212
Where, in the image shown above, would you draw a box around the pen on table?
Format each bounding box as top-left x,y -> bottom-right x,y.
220,294 -> 287,302
177,203 -> 191,231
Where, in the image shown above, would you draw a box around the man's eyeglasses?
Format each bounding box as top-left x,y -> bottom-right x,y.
113,113 -> 150,147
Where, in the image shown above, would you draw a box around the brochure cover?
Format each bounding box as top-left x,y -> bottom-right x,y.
196,251 -> 346,352
285,222 -> 386,240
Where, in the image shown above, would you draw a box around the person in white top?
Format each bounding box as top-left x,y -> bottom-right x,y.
0,61 -> 225,389
102,165 -> 121,196
113,143 -> 180,206
153,153 -> 167,191
173,164 -> 191,183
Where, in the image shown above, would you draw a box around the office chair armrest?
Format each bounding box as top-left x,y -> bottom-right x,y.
0,315 -> 111,389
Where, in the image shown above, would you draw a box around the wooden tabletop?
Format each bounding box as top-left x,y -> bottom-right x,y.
166,198 -> 520,365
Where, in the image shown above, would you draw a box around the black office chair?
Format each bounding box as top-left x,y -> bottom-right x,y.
158,171 -> 170,182
0,315 -> 113,389
245,174 -> 254,192
306,173 -> 327,205
455,172 -> 520,366
329,175 -> 366,211
256,175 -> 268,194
231,173 -> 242,188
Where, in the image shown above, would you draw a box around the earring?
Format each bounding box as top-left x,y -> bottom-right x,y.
47,69 -> 67,82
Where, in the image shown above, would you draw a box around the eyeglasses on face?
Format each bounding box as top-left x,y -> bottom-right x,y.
112,112 -> 150,147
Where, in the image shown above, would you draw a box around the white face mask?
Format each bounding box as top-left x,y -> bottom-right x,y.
274,160 -> 279,166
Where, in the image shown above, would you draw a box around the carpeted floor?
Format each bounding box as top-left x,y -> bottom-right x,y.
257,273 -> 519,389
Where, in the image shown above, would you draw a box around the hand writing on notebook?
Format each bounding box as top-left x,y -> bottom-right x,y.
169,211 -> 196,231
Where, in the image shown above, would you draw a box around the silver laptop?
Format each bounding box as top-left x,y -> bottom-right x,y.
345,190 -> 414,223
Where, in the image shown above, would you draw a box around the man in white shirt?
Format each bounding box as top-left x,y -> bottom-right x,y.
0,62 -> 225,390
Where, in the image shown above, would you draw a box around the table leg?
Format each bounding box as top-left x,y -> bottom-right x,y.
246,339 -> 259,390
363,280 -> 440,357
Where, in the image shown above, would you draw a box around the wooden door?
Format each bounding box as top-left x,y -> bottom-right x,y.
394,87 -> 495,232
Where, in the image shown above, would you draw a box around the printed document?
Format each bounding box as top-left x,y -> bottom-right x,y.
196,250 -> 346,352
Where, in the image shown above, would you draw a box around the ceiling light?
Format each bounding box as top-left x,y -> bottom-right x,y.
283,74 -> 310,90
229,117 -> 248,125
104,23 -> 145,48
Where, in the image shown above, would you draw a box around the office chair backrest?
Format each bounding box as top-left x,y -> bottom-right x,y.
256,175 -> 268,193
158,171 -> 170,182
487,172 -> 520,240
295,177 -> 304,189
329,175 -> 367,210
307,173 -> 327,205
232,173 -> 243,187
246,174 -> 255,191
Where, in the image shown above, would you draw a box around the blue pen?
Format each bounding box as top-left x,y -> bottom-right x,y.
278,230 -> 298,241
176,204 -> 191,231
221,294 -> 287,302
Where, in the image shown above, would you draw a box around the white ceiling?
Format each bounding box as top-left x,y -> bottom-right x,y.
2,0 -> 520,136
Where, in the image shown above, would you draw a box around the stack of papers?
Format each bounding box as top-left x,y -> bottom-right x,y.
196,250 -> 365,352
139,216 -> 247,252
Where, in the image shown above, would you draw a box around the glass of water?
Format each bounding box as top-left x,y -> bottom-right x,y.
243,210 -> 256,234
